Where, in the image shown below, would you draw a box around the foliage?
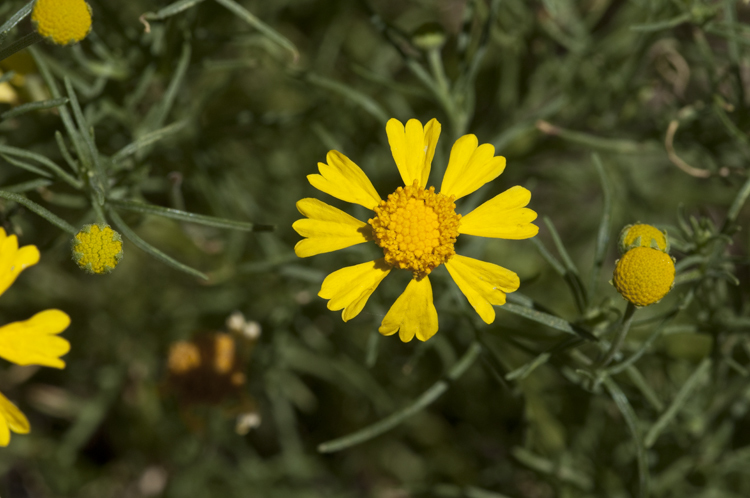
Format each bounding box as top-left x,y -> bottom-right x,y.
1,0 -> 750,497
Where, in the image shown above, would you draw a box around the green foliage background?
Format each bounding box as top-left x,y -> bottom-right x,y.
1,0 -> 750,497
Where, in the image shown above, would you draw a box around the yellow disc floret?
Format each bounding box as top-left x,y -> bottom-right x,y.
72,224 -> 123,274
32,0 -> 92,46
369,180 -> 461,278
613,247 -> 675,307
619,223 -> 668,254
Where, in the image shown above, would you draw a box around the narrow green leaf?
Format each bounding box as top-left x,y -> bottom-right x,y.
0,153 -> 53,178
142,43 -> 191,134
601,376 -> 650,498
644,358 -> 712,448
0,0 -> 34,36
0,70 -> 15,85
1,97 -> 69,120
2,179 -> 53,193
142,0 -> 207,21
108,209 -> 208,281
589,153 -> 613,296
108,199 -> 274,232
301,72 -> 389,124
536,120 -> 649,153
544,216 -> 588,312
318,342 -> 481,453
214,0 -> 299,63
530,237 -> 566,276
498,302 -> 595,340
630,13 -> 691,32
0,145 -> 81,188
0,190 -> 76,235
111,120 -> 188,163
0,31 -> 43,63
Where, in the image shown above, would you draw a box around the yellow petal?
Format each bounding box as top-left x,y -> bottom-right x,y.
445,255 -> 520,324
0,309 -> 71,368
440,134 -> 506,200
0,228 -> 40,298
319,259 -> 391,322
386,118 -> 441,188
379,277 -> 438,342
0,390 -> 30,446
307,150 -> 382,209
293,198 -> 371,257
459,186 -> 539,239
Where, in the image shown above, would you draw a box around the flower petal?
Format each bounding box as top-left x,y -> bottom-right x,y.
0,309 -> 71,368
440,134 -> 506,200
293,198 -> 371,257
379,277 -> 438,342
307,150 -> 382,209
319,259 -> 391,322
0,228 -> 40,298
386,118 -> 441,188
445,254 -> 520,324
459,186 -> 539,239
0,390 -> 30,447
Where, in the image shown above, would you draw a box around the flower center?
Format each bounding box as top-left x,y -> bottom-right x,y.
369,180 -> 461,278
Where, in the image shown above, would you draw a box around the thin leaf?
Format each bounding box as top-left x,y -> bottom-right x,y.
142,0 -> 207,21
0,191 -> 76,235
1,97 -> 69,120
2,179 -> 53,193
0,153 -> 53,178
0,0 -> 34,36
602,376 -> 650,498
318,342 -> 482,453
111,120 -> 188,163
588,153 -> 613,296
300,72 -> 389,124
499,302 -> 596,341
0,145 -> 82,188
0,31 -> 43,63
214,0 -> 299,63
109,199 -> 274,232
544,216 -> 588,312
644,358 -> 712,448
108,209 -> 208,281
630,13 -> 691,32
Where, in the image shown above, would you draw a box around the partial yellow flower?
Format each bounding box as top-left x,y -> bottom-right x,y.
293,118 -> 539,342
31,0 -> 93,46
0,228 -> 71,446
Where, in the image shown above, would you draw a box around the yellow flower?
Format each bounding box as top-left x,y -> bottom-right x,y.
72,224 -> 123,274
293,118 -> 539,342
613,247 -> 675,307
31,0 -> 92,46
618,223 -> 669,254
0,228 -> 71,446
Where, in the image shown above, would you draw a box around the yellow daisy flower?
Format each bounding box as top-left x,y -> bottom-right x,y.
293,118 -> 539,342
0,228 -> 71,446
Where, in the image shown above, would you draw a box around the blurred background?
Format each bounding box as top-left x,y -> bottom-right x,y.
1,0 -> 750,496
